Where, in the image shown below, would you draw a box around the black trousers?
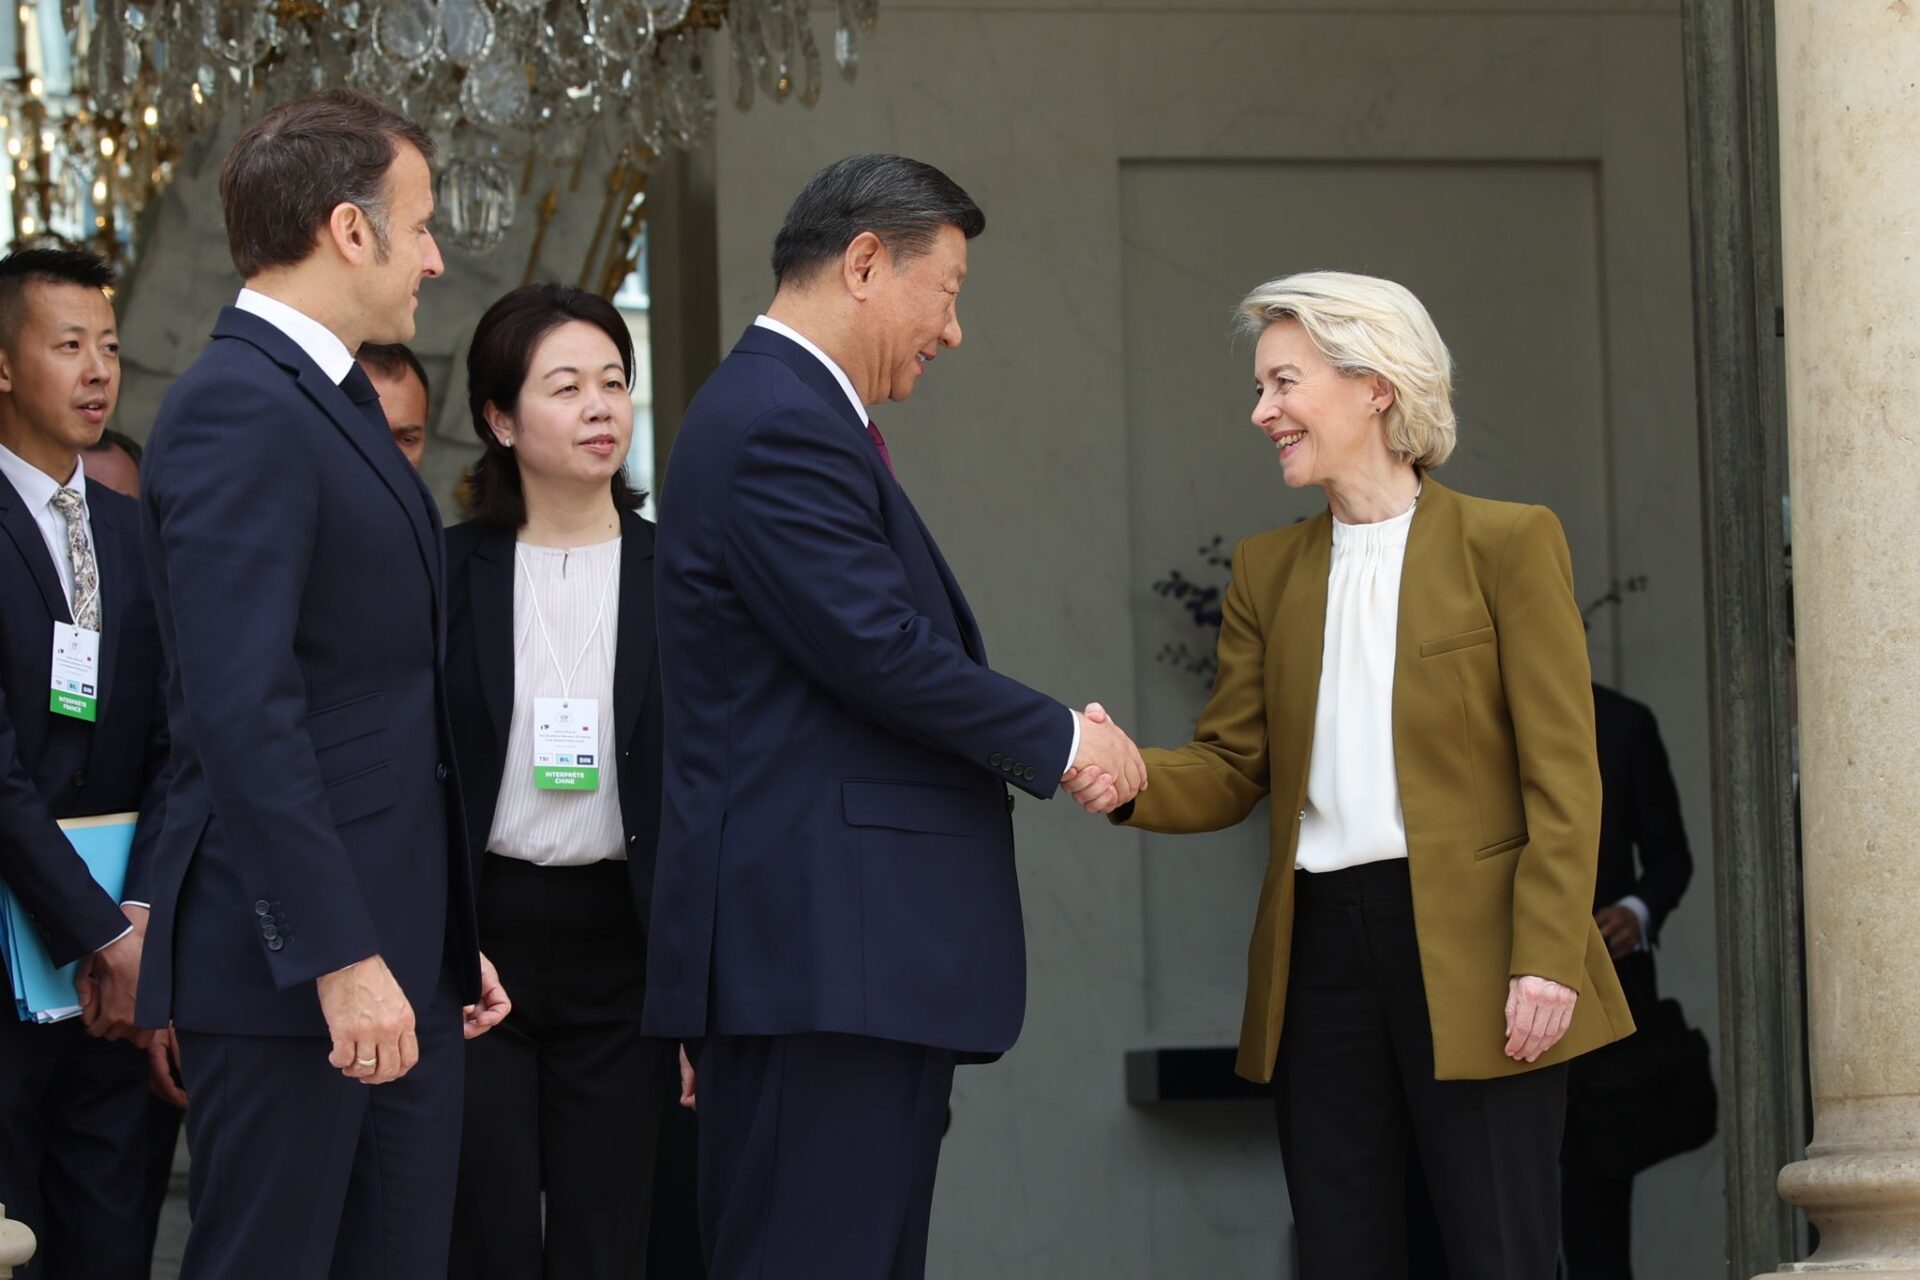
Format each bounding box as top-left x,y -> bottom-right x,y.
1558,950 -> 1658,1280
449,854 -> 672,1280
1275,860 -> 1568,1280
175,972 -> 465,1280
696,1032 -> 956,1280
0,1013 -> 151,1280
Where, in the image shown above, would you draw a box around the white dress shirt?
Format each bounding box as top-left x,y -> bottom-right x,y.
1294,501 -> 1417,874
0,443 -> 143,924
235,288 -> 355,383
486,538 -> 628,866
749,314 -> 1082,776
0,443 -> 96,613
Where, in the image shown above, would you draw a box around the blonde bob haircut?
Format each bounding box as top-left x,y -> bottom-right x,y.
1237,270 -> 1457,469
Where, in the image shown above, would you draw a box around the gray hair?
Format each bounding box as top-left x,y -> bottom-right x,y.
1237,271 -> 1457,469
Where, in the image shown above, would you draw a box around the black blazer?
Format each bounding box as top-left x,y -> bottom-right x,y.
0,473 -> 169,969
443,510 -> 663,926
1591,683 -> 1693,937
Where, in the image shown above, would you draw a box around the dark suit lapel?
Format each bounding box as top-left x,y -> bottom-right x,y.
469,527 -> 516,749
212,308 -> 442,601
900,500 -> 986,663
84,483 -> 127,719
0,472 -> 69,625
612,511 -> 656,751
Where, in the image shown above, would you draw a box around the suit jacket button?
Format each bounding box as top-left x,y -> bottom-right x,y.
627,834 -> 638,844
254,901 -> 272,916
261,924 -> 279,941
266,937 -> 285,952
1000,761 -> 1013,773
435,762 -> 450,782
990,752 -> 1003,767
70,771 -> 85,789
1022,767 -> 1036,781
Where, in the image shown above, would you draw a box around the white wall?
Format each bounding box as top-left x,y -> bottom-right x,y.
710,3 -> 1718,1276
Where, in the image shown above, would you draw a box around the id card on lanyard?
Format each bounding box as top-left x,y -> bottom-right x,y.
519,544 -> 618,792
49,620 -> 101,722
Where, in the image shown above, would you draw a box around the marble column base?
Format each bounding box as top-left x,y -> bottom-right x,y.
1769,1141 -> 1920,1275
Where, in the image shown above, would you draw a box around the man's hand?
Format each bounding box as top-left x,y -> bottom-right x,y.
1504,975 -> 1578,1062
678,1044 -> 697,1111
76,904 -> 146,1041
1062,703 -> 1147,815
317,955 -> 417,1085
462,952 -> 511,1041
146,1024 -> 188,1109
1594,904 -> 1643,959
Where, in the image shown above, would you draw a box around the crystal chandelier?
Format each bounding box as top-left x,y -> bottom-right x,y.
0,0 -> 880,279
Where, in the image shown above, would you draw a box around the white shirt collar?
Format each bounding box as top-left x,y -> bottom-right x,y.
0,438 -> 82,512
235,287 -> 357,384
752,315 -> 868,426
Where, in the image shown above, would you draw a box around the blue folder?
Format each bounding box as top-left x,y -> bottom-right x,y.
0,812 -> 137,1023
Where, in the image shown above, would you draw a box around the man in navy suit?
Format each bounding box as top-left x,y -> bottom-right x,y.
138,91 -> 508,1280
0,248 -> 170,1279
647,154 -> 1147,1279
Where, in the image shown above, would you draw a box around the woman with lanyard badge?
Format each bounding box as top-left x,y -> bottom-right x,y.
443,284 -> 672,1278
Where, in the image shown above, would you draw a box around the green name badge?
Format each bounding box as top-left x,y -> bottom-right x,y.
49,620 -> 100,723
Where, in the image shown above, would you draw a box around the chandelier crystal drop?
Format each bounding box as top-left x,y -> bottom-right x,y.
0,0 -> 882,272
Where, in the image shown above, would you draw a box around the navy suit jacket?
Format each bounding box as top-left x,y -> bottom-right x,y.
443,510 -> 664,924
645,324 -> 1072,1058
137,306 -> 479,1036
0,474 -> 168,971
1592,683 -> 1693,936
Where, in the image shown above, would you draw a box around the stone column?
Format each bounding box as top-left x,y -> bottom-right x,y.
0,1203 -> 35,1277
1770,5 -> 1920,1275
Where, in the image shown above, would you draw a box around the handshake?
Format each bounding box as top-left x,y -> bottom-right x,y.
1061,702 -> 1148,816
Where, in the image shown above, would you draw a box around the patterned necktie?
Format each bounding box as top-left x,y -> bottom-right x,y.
48,486 -> 100,630
865,418 -> 895,478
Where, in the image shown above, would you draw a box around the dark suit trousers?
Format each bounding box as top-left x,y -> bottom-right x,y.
449,854 -> 672,1280
696,1031 -> 956,1280
1557,949 -> 1658,1280
173,973 -> 464,1280
0,1013 -> 151,1279
1274,860 -> 1568,1280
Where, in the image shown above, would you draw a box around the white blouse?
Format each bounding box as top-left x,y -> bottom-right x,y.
486,537 -> 627,867
1293,499 -> 1417,874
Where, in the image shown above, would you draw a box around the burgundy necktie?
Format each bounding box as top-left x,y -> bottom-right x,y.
865,419 -> 895,477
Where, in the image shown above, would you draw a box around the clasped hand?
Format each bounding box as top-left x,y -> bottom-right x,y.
1061,703 -> 1147,816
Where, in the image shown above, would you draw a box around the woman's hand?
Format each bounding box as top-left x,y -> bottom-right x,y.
1503,975 -> 1577,1062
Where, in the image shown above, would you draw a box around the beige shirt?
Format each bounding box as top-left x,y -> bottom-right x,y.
485,537 -> 626,866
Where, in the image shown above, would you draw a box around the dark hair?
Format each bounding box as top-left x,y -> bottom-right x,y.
771,154 -> 985,288
85,427 -> 143,464
0,248 -> 115,346
461,283 -> 647,529
356,341 -> 431,405
218,89 -> 435,279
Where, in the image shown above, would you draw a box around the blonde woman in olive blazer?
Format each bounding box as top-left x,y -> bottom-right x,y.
1073,272 -> 1632,1279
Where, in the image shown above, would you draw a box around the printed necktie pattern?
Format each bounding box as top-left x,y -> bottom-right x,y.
48,487 -> 100,630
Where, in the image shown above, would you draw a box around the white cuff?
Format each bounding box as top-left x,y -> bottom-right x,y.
1063,709 -> 1083,778
1616,894 -> 1653,952
99,923 -> 134,951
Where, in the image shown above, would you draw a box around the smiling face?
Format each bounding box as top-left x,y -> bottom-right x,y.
864,223 -> 967,404
486,320 -> 632,492
1250,317 -> 1393,490
0,280 -> 119,474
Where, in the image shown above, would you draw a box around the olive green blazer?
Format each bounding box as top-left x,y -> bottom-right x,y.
1124,480 -> 1633,1082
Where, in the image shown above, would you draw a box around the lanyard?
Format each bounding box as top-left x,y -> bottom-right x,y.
516,545 -> 619,700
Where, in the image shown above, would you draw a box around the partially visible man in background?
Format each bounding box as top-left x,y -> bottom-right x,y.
355,341 -> 430,470
82,428 -> 142,498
